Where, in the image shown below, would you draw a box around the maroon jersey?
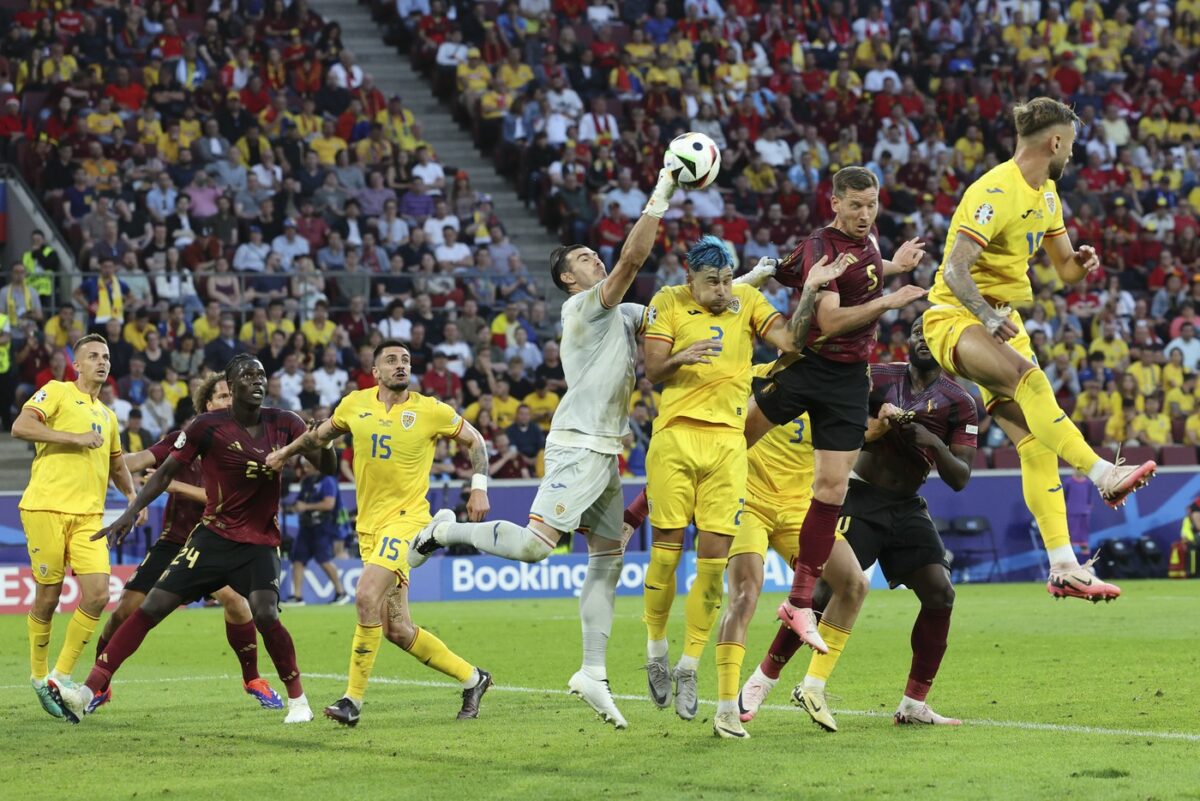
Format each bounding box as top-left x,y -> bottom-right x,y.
777,225 -> 884,363
170,408 -> 308,546
149,430 -> 204,545
867,363 -> 979,484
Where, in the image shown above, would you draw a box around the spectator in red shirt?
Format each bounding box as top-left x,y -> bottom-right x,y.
595,202 -> 626,266
422,351 -> 463,406
488,431 -> 530,479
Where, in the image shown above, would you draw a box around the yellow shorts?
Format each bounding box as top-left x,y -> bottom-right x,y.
728,495 -> 810,563
922,304 -> 1035,409
646,425 -> 747,536
357,517 -> 428,584
21,510 -> 109,584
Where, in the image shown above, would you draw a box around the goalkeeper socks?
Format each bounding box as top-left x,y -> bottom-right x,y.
85,608 -> 157,694
345,623 -> 383,702
579,550 -> 622,681
405,627 -> 474,684
642,542 -> 681,642
682,557 -> 726,661
257,619 -> 304,699
54,607 -> 100,677
804,620 -> 852,685
1013,369 -> 1101,473
716,641 -> 745,704
623,490 -> 649,531
789,500 -> 842,607
1015,435 -> 1073,556
28,613 -> 51,680
759,624 -> 802,680
440,519 -> 557,563
906,606 -> 952,703
225,620 -> 261,683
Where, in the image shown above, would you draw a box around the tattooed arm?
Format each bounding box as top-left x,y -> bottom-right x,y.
941,232 -> 1019,341
759,253 -> 856,352
266,419 -> 341,472
453,420 -> 491,522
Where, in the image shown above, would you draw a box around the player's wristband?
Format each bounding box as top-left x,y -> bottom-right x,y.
471,474 -> 488,492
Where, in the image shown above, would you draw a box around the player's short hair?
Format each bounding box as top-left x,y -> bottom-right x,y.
194,372 -> 227,413
74,333 -> 107,351
224,353 -> 257,383
1012,97 -> 1079,139
373,339 -> 410,361
549,244 -> 588,292
831,166 -> 879,198
686,235 -> 734,272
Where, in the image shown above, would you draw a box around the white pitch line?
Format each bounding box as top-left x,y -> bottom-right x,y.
9,672 -> 1199,743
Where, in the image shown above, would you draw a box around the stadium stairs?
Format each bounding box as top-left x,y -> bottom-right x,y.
315,1 -> 563,298
0,435 -> 33,492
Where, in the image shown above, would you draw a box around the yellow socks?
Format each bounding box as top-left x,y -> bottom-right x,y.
405,627 -> 474,684
805,620 -> 852,684
345,623 -> 383,702
643,542 -> 682,641
1016,435 -> 1071,553
682,557 -> 727,661
53,608 -> 99,677
716,642 -> 745,702
28,613 -> 51,680
1013,370 -> 1101,473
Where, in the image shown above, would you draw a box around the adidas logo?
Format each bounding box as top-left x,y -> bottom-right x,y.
228,441 -> 244,452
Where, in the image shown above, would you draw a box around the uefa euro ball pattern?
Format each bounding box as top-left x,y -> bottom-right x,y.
666,132 -> 721,190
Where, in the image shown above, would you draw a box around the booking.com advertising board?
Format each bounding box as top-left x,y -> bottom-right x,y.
0,470 -> 1194,612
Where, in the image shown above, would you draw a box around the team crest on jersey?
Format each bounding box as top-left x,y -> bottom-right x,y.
401,410 -> 417,429
973,204 -> 995,225
32,389 -> 47,404
174,431 -> 187,448
1044,192 -> 1057,215
38,563 -> 47,577
728,297 -> 741,313
555,503 -> 567,516
645,305 -> 657,326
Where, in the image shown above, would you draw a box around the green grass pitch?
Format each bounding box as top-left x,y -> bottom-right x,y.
2,580 -> 1197,800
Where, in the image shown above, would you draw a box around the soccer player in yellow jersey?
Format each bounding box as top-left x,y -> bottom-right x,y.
11,334 -> 139,718
922,97 -> 1154,602
266,340 -> 494,725
639,235 -> 840,737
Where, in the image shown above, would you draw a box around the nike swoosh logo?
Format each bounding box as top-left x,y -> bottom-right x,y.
1053,414 -> 1066,423
985,188 -> 1004,194
687,310 -> 703,315
1049,485 -> 1064,493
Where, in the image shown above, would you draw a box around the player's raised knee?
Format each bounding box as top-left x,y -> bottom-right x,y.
516,529 -> 556,563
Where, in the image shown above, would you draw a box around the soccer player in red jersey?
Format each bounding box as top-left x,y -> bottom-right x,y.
92,373 -> 283,711
739,319 -> 977,728
746,166 -> 928,654
50,356 -> 336,724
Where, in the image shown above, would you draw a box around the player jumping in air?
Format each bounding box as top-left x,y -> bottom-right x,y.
267,340 -> 495,726
638,236 -> 847,739
96,373 -> 283,711
923,97 -> 1154,601
13,334 -> 140,719
740,319 -> 977,729
50,355 -> 336,724
746,165 -> 928,656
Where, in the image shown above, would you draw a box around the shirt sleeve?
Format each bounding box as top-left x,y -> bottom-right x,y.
330,397 -> 352,432
171,416 -> 210,465
1044,183 -> 1067,239
108,408 -> 122,457
318,475 -> 338,500
746,287 -> 783,338
799,235 -> 840,295
434,399 -> 465,438
23,381 -> 63,424
643,288 -> 676,346
949,390 -> 980,448
955,178 -> 1008,249
148,431 -> 177,466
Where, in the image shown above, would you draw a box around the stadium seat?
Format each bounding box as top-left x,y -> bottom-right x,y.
1160,445 -> 1197,466
992,447 -> 1020,469
945,516 -> 1000,583
1085,419 -> 1107,446
1120,445 -> 1157,466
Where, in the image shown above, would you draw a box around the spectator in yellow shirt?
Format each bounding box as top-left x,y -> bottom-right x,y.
646,53 -> 684,90
310,119 -> 348,166
161,368 -> 189,409
43,305 -> 85,349
1167,374 -> 1197,418
1050,329 -> 1088,370
624,29 -> 655,65
123,309 -> 155,351
1127,350 -> 1163,397
1186,409 -> 1200,446
497,48 -> 535,92
301,300 -> 339,347
192,301 -> 223,344
1072,371 -> 1116,423
1131,395 -> 1172,446
1105,406 -> 1136,447
522,380 -> 560,433
85,98 -> 123,142
456,48 -> 492,109
490,379 -> 521,429
1089,321 -> 1130,370
954,125 -> 986,174
743,153 -> 777,194
714,50 -> 750,95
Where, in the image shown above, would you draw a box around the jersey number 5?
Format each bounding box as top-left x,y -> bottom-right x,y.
865,262 -> 878,291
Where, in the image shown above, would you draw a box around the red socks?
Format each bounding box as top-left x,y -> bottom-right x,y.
623,489 -> 649,530
85,608 -> 157,694
788,499 -> 842,607
226,620 -> 261,683
759,624 -> 803,680
257,619 -> 304,698
905,606 -> 953,702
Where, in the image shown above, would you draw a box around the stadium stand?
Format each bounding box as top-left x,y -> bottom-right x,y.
3,0 -> 1200,473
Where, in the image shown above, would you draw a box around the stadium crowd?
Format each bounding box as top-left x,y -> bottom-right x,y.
4,0 -> 1200,472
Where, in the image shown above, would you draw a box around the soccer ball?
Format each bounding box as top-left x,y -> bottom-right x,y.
665,132 -> 721,190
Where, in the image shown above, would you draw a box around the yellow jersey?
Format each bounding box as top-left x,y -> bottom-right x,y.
1049,341 -> 1087,370
44,314 -> 83,349
301,319 -> 337,347
491,394 -> 520,429
1089,337 -> 1129,370
1127,362 -> 1162,397
644,283 -> 781,434
1186,413 -> 1200,445
331,388 -> 463,534
522,390 -> 559,432
746,364 -> 813,508
930,160 -> 1067,308
1131,413 -> 1171,447
1166,387 -> 1196,416
20,380 -> 122,515
193,315 -> 222,345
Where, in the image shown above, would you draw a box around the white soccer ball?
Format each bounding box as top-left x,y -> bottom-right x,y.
665,132 -> 721,190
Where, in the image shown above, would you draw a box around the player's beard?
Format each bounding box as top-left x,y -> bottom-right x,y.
1048,155 -> 1068,181
911,351 -> 939,370
383,378 -> 409,392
